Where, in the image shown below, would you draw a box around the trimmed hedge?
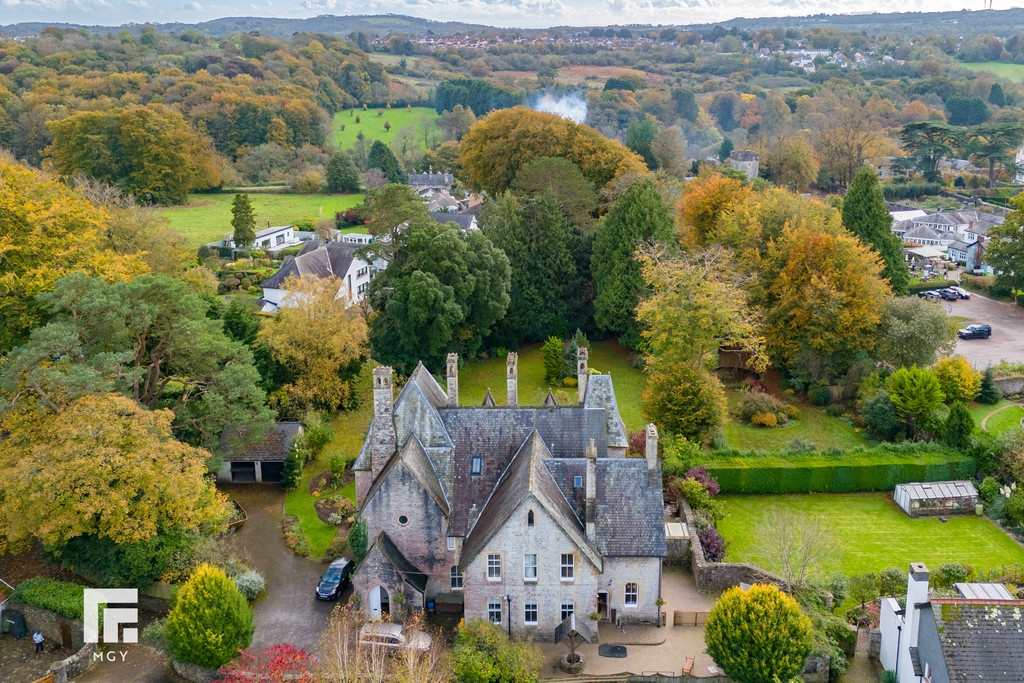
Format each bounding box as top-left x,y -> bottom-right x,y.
907,280 -> 955,295
13,577 -> 90,620
703,446 -> 975,494
882,182 -> 942,200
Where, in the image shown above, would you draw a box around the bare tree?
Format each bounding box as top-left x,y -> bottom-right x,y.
812,95 -> 889,187
751,507 -> 841,592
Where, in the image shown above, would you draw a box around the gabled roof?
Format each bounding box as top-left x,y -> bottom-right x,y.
583,375 -> 628,449
405,362 -> 448,409
364,434 -> 450,516
430,212 -> 476,231
460,431 -> 601,571
923,599 -> 1024,681
220,422 -> 301,462
543,389 -> 558,407
481,389 -> 496,407
261,241 -> 357,289
373,532 -> 428,593
902,225 -> 945,242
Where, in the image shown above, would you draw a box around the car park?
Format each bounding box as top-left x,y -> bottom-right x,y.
948,286 -> 971,300
938,289 -> 959,301
917,290 -> 941,301
358,622 -> 433,652
315,557 -> 354,600
957,324 -> 992,340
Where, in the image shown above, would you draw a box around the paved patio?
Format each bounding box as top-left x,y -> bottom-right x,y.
539,566 -> 722,678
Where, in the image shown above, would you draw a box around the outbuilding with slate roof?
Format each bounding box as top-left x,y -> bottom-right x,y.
349,349 -> 666,636
217,422 -> 303,484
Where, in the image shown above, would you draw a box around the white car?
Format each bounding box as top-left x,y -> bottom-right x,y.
358,622 -> 433,652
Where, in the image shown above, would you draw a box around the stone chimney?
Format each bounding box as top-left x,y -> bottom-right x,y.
446,353 -> 459,407
370,366 -> 397,478
585,438 -> 597,540
506,351 -> 518,407
576,346 -> 589,404
904,562 -> 931,659
645,423 -> 659,486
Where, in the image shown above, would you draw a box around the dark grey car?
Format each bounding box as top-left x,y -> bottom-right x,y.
316,557 -> 354,600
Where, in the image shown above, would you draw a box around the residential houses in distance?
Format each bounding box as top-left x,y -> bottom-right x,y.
889,206 -> 1004,273
349,349 -> 667,638
207,224 -> 308,258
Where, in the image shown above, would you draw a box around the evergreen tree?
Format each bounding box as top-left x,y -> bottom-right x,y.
943,401 -> 975,449
325,151 -> 361,193
718,136 -> 734,162
366,139 -> 404,184
166,564 -> 255,668
222,299 -> 261,346
542,336 -> 563,384
231,193 -> 257,249
625,115 -> 659,169
592,178 -> 674,350
978,368 -> 1002,404
989,83 -> 1006,107
842,168 -> 910,295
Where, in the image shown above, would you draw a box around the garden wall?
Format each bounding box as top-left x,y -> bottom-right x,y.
704,455 -> 975,495
994,376 -> 1024,395
8,601 -> 84,651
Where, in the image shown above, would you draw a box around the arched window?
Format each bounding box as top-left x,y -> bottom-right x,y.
527,510 -> 534,527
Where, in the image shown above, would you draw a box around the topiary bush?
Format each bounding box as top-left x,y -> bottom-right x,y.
231,569 -> 266,601
166,564 -> 255,669
809,384 -> 832,406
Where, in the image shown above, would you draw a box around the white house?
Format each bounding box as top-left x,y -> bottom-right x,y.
208,224 -> 305,256
259,241 -> 372,313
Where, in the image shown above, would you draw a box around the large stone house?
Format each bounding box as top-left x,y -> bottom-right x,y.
351,349 -> 667,639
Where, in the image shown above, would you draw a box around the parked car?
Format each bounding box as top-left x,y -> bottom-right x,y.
938,288 -> 959,301
957,324 -> 992,340
315,558 -> 354,600
358,622 -> 433,652
948,286 -> 971,300
917,290 -> 941,301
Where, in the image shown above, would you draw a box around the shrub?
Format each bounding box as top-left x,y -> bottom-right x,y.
197,245 -> 214,260
863,391 -> 903,441
661,436 -> 702,478
986,494 -> 1008,521
348,519 -> 368,563
166,564 -> 255,668
141,618 -> 169,652
13,577 -> 88,619
1007,489 -> 1024,526
751,412 -> 778,428
809,384 -> 832,406
223,278 -> 241,289
628,429 -> 646,456
980,476 -> 1001,504
305,420 -> 334,458
235,249 -> 251,260
329,453 -> 348,481
673,478 -> 724,523
738,392 -> 787,423
322,531 -> 349,561
231,569 -> 266,601
698,527 -> 730,562
878,567 -> 906,596
934,562 -> 970,588
823,404 -> 844,417
783,404 -> 801,420
562,376 -> 578,387
684,465 -> 720,494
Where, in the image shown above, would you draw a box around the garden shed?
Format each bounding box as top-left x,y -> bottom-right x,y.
894,481 -> 978,518
217,422 -> 303,484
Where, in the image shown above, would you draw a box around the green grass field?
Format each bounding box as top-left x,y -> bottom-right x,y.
157,193 -> 363,248
961,61 -> 1024,82
456,340 -> 647,431
718,493 -> 1024,576
722,396 -> 870,452
986,405 -> 1024,435
967,399 -> 1013,427
332,106 -> 439,151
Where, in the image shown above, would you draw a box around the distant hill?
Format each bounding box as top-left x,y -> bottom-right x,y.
0,14 -> 491,38
700,8 -> 1024,37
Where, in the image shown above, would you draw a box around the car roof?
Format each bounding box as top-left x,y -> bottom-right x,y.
360,622 -> 403,637
328,557 -> 352,569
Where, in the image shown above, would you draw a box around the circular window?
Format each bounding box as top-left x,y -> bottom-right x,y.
398,515 -> 409,526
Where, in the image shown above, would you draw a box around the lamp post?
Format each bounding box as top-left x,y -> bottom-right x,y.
505,594 -> 512,638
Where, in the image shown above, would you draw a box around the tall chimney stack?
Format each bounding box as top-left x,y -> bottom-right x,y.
576,347 -> 589,404
506,352 -> 518,407
446,353 -> 459,407
585,438 -> 597,540
645,423 -> 659,486
370,366 -> 397,478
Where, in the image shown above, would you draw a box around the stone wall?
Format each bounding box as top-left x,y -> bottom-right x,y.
680,501 -> 786,595
172,659 -> 220,683
9,601 -> 84,651
994,376 -> 1024,396
666,536 -> 691,568
49,642 -> 97,682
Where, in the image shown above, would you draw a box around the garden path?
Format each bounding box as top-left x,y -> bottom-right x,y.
980,401 -> 1024,432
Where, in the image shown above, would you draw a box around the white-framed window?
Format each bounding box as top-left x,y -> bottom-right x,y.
447,536 -> 456,551
560,600 -> 574,621
625,583 -> 638,606
524,600 -> 538,625
471,456 -> 482,476
450,565 -> 463,590
488,599 -> 502,624
487,553 -> 501,580
524,554 -> 537,581
560,553 -> 574,581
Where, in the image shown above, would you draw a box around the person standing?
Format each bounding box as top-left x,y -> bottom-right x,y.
33,630 -> 44,654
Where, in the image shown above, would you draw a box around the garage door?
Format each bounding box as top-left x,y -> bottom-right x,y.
231,462 -> 256,483
261,461 -> 285,483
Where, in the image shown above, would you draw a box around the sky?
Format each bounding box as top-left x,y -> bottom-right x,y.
0,0 -> 1000,30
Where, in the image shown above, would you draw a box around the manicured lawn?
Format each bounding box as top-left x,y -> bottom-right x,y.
284,401 -> 372,558
961,61 -> 1024,82
332,106 -> 439,150
718,493 -> 1024,577
967,399 -> 1012,427
986,404 -> 1024,435
723,398 -> 870,452
156,193 -> 363,248
456,339 -> 647,431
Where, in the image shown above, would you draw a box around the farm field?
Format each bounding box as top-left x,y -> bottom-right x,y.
961,61 -> 1024,82
718,493 -> 1024,576
156,193 -> 363,247
332,106 -> 439,150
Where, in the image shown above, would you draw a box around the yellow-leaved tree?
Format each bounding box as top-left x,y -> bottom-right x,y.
933,356 -> 982,404
0,156 -> 146,351
260,274 -> 369,412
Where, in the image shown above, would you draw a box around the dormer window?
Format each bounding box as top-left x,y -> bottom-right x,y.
471,456 -> 482,476
573,475 -> 583,488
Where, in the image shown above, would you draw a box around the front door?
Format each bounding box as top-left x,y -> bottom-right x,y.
369,585 -> 390,619
597,591 -> 609,621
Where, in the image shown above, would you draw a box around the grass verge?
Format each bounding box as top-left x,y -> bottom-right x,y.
718,492 -> 1024,576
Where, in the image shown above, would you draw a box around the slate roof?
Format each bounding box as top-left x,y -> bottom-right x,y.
374,532 -> 428,593
459,432 -> 601,571
902,225 -> 945,243
584,375 -> 628,449
261,241 -> 357,288
408,172 -> 453,186
948,240 -> 972,252
924,599 -> 1024,681
430,212 -> 476,231
220,422 -> 302,462
364,435 -> 451,516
